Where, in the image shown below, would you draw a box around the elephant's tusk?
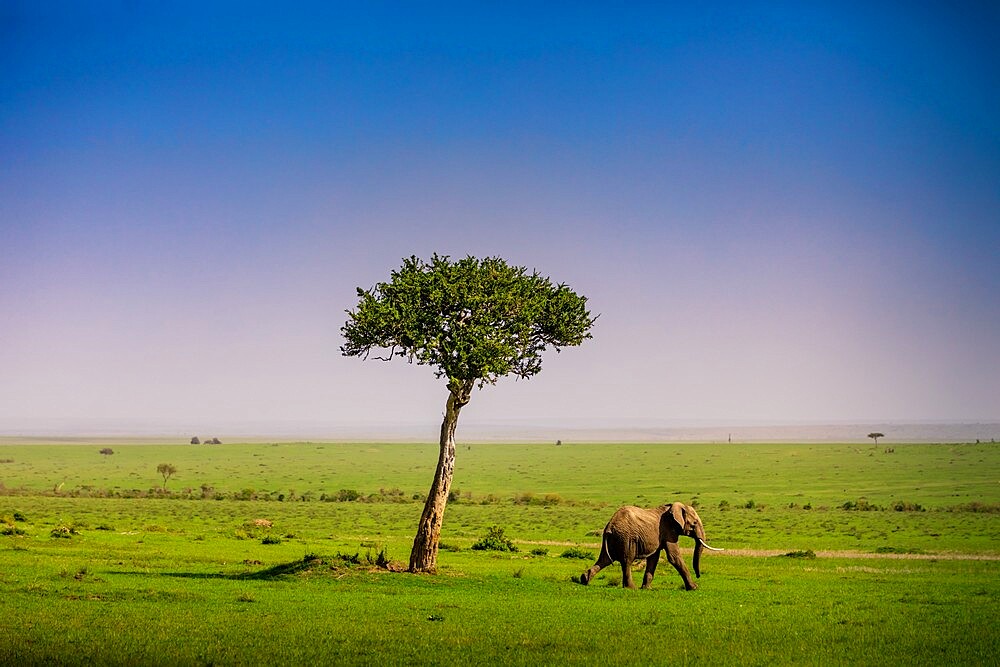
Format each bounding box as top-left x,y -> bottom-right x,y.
697,537 -> 724,552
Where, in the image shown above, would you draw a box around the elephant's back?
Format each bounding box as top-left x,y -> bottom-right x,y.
608,505 -> 659,528
604,505 -> 661,551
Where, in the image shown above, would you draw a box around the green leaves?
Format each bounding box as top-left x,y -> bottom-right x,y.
341,254 -> 594,386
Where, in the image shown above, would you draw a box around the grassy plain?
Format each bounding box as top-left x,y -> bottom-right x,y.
1,439 -> 998,665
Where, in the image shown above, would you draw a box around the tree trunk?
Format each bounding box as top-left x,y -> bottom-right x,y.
408,380 -> 474,573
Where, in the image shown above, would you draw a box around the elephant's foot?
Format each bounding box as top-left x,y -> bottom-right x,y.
580,570 -> 591,585
684,581 -> 699,591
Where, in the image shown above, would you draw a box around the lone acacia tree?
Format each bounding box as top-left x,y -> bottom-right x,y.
342,254 -> 594,573
868,432 -> 885,445
156,463 -> 177,490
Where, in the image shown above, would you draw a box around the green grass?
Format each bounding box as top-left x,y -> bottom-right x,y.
1,439 -> 998,664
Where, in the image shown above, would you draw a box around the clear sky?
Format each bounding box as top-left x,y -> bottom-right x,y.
2,2 -> 998,436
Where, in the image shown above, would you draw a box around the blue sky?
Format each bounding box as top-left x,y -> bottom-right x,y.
1,2 -> 998,435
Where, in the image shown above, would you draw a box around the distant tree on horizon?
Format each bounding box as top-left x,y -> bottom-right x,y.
190,436 -> 200,445
868,432 -> 885,445
156,463 -> 177,490
99,447 -> 114,456
342,254 -> 594,573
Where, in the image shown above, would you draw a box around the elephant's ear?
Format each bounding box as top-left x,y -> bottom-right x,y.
670,503 -> 686,530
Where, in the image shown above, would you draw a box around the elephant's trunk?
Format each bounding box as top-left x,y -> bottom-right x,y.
693,532 -> 723,578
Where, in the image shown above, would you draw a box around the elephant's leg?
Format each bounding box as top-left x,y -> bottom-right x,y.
620,558 -> 637,589
641,551 -> 661,589
664,542 -> 697,590
619,544 -> 639,589
581,545 -> 614,585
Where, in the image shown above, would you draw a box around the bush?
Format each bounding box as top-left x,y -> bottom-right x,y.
781,550 -> 816,559
891,501 -> 924,512
513,492 -> 535,506
50,525 -> 78,538
471,525 -> 518,552
364,547 -> 391,568
261,535 -> 282,545
875,546 -> 924,554
335,551 -> 362,565
560,547 -> 593,560
842,499 -> 881,511
948,502 -> 1000,513
530,547 -> 549,557
335,489 -> 361,502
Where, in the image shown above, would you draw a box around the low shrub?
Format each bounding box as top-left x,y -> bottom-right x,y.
335,551 -> 362,565
841,499 -> 881,511
891,501 -> 925,512
471,525 -> 518,552
781,550 -> 816,559
365,547 -> 391,568
947,502 -> 1000,513
50,525 -> 78,538
560,547 -> 593,560
530,547 -> 549,557
261,535 -> 282,545
875,546 -> 925,554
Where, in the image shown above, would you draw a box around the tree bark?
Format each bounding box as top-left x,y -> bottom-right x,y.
408,379 -> 474,573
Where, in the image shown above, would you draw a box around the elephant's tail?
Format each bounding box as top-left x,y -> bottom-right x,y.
599,529 -> 614,563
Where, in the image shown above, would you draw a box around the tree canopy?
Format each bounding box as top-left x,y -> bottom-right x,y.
341,254 -> 594,385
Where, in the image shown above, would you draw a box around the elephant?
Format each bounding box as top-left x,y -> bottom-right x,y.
580,503 -> 722,590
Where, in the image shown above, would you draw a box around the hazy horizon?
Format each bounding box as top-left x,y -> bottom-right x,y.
2,417 -> 997,445
2,4 -> 998,431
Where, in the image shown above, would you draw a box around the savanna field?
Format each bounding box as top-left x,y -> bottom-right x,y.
1,439 -> 998,665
